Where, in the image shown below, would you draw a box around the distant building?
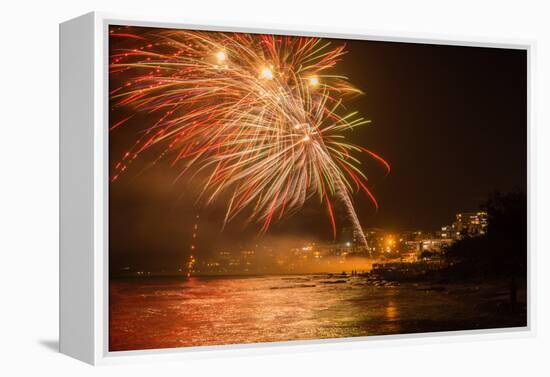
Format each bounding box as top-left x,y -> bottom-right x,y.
339,226 -> 357,245
421,238 -> 453,253
438,224 -> 457,240
404,240 -> 422,253
363,228 -> 386,254
400,230 -> 424,242
341,227 -> 435,256
291,243 -> 318,260
240,250 -> 255,258
454,211 -> 488,238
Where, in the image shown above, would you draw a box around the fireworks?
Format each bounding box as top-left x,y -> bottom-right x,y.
109,27 -> 390,246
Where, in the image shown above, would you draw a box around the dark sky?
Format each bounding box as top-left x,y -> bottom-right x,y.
109,28 -> 527,271
340,39 -> 527,231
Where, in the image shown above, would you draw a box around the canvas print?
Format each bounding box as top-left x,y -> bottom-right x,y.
108,25 -> 527,351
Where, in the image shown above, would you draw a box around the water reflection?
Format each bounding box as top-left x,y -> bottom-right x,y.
385,300 -> 398,321
109,275 -> 521,351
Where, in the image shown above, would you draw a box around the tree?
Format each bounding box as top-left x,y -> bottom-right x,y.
482,189 -> 527,278
445,189 -> 527,279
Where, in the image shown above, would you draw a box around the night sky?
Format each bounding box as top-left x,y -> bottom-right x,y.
109,27 -> 526,271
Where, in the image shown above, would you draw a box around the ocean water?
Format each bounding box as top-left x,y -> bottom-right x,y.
109,274 -> 525,351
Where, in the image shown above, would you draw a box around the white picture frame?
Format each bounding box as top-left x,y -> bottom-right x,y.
60,11 -> 534,365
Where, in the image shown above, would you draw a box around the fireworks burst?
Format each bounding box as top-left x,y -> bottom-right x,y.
109,27 -> 390,247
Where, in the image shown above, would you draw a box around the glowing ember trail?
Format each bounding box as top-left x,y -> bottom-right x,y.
109,28 -> 390,247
